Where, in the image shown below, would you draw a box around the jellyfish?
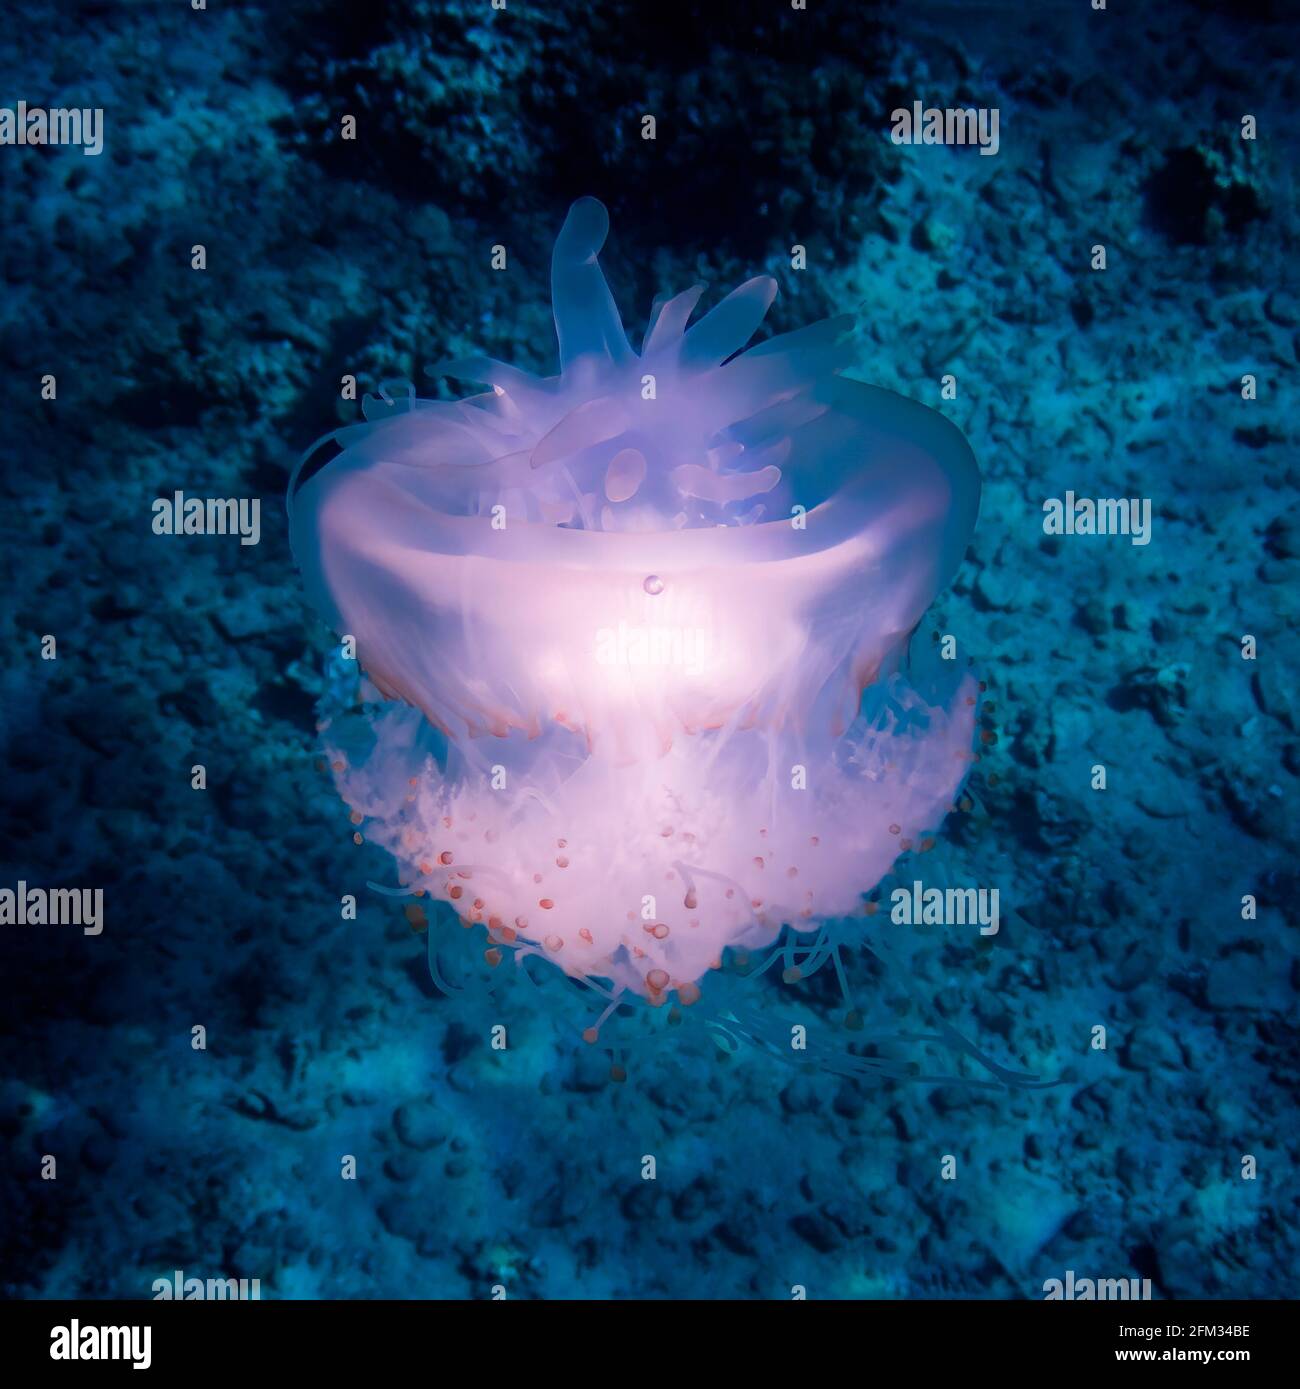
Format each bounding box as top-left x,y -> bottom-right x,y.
288,197 -> 981,1012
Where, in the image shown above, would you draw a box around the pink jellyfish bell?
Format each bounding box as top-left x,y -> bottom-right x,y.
289,197 -> 981,1005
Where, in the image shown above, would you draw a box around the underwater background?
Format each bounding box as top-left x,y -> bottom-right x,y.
1,0 -> 1297,1300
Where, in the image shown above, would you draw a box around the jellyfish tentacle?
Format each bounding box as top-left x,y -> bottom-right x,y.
680,274 -> 778,368
641,283 -> 706,356
551,196 -> 633,373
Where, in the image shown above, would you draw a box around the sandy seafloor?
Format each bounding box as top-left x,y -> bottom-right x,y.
1,0 -> 1297,1299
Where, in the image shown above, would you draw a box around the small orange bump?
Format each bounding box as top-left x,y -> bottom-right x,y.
544,934 -> 563,952
449,885 -> 463,901
782,966 -> 801,984
485,948 -> 502,967
419,861 -> 433,876
349,810 -> 363,824
404,904 -> 427,931
352,832 -> 363,845
646,968 -> 670,992
408,776 -> 419,786
888,823 -> 901,835
556,856 -> 569,869
578,928 -> 593,944
514,916 -> 528,930
582,1026 -> 599,1044
472,898 -> 485,911
488,915 -> 503,930
332,759 -> 346,773
557,838 -> 567,849
439,851 -> 453,865
678,982 -> 701,1006
539,898 -> 554,910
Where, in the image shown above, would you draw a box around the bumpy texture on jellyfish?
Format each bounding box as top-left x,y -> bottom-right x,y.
289,197 -> 981,1003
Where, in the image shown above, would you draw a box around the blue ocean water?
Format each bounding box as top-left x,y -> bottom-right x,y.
1,0 -> 1296,1301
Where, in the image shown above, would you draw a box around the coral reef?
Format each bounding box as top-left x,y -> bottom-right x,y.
1,0 -> 1296,1300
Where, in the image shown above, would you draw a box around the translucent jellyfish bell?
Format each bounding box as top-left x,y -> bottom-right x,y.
289,197 -> 981,1002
